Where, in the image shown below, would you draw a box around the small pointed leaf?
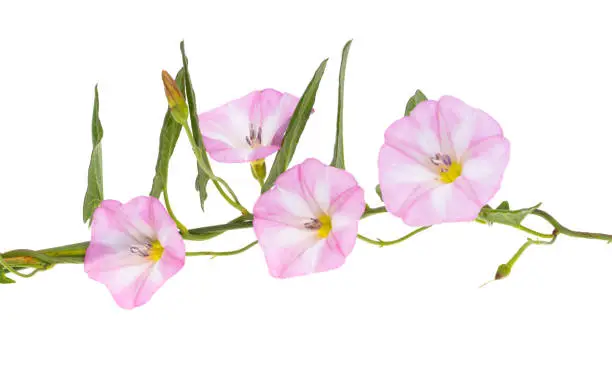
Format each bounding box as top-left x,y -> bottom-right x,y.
404,89 -> 427,116
82,85 -> 104,223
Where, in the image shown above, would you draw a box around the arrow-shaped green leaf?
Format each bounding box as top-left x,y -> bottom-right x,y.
262,59 -> 328,192
330,40 -> 352,170
180,41 -> 211,211
82,85 -> 104,223
404,89 -> 427,116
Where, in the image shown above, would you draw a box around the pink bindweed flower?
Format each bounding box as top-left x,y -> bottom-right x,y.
199,89 -> 300,163
378,96 -> 510,226
85,196 -> 185,309
253,158 -> 365,278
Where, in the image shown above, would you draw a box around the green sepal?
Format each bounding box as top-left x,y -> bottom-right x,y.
375,184 -> 383,201
250,160 -> 267,187
478,203 -> 542,227
496,201 -> 510,210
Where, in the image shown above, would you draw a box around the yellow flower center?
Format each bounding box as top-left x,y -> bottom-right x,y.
317,214 -> 332,239
148,240 -> 164,262
439,162 -> 462,184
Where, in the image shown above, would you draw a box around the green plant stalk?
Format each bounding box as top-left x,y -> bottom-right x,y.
475,217 -> 554,239
181,121 -> 248,215
492,234 -> 558,281
3,205 -> 612,278
357,226 -> 431,247
163,186 -> 189,234
532,209 -> 612,242
361,205 -> 387,219
186,241 -> 258,257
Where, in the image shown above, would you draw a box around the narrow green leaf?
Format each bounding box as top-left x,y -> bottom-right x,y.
262,59 -> 328,192
180,41 -> 211,211
404,89 -> 427,116
150,68 -> 186,198
330,39 -> 352,169
82,85 -> 104,223
479,203 -> 541,227
375,184 -> 383,201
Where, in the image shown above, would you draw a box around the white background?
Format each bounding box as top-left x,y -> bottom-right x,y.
1,1 -> 612,391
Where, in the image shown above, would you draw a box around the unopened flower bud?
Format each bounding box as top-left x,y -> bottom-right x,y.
250,159 -> 267,188
162,70 -> 188,125
495,263 -> 511,280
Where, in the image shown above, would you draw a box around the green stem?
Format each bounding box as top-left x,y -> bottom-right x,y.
532,209 -> 612,242
357,226 -> 430,247
185,219 -> 253,239
186,241 -> 258,257
1,249 -> 84,264
475,218 -> 555,239
493,234 -> 558,281
163,186 -> 189,234
38,242 -> 89,257
361,205 -> 387,219
512,224 -> 554,239
182,121 -> 248,215
0,257 -> 41,278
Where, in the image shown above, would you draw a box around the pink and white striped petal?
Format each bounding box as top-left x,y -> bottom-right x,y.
85,196 -> 185,309
199,89 -> 300,163
378,96 -> 510,226
254,158 -> 365,278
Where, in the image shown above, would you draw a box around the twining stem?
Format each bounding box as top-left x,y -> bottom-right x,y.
361,205 -> 387,219
487,233 -> 559,283
475,218 -> 555,239
186,241 -> 258,258
3,203 -> 612,282
0,255 -> 42,278
532,209 -> 612,242
163,186 -> 189,234
182,121 -> 248,215
183,218 -> 254,241
357,226 -> 431,247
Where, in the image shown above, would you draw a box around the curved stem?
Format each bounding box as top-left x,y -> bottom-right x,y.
182,121 -> 248,215
489,234 -> 558,283
361,205 -> 387,219
186,241 -> 258,258
358,226 -> 430,247
514,224 -> 555,239
532,209 -> 612,242
476,218 -> 555,239
0,256 -> 41,278
185,219 -> 253,239
163,186 -> 188,234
